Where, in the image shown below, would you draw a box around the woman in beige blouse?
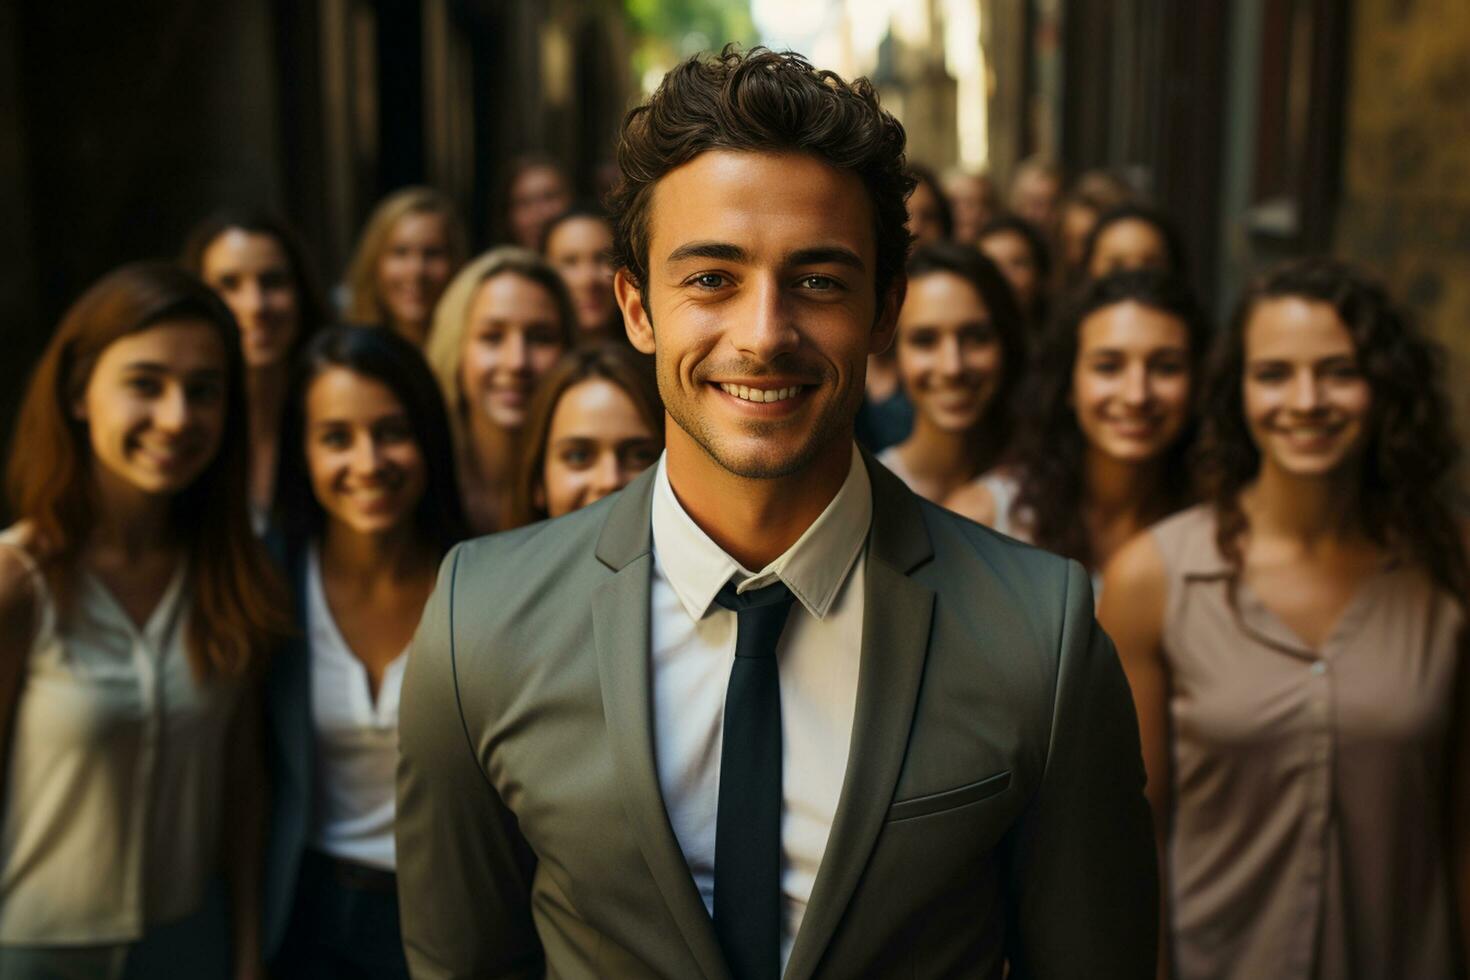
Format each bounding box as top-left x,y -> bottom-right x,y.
1101,257 -> 1470,979
0,264 -> 288,978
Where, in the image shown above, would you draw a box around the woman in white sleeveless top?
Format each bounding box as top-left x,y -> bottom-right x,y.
0,264 -> 288,979
950,270 -> 1207,594
263,327 -> 466,979
876,241 -> 1025,507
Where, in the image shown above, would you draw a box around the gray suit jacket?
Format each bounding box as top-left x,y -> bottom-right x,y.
396,455 -> 1157,979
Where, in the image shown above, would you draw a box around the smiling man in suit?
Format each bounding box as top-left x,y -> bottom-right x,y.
396,46 -> 1156,980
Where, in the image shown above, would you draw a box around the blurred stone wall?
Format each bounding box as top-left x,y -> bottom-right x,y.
1334,0 -> 1470,444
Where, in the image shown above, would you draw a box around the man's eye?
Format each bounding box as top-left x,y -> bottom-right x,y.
800,275 -> 837,291
690,273 -> 727,290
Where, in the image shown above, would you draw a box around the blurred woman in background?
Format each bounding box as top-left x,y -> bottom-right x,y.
1055,170 -> 1133,282
951,270 -> 1206,584
500,155 -> 573,250
343,187 -> 466,346
0,263 -> 287,978
876,242 -> 1024,506
424,247 -> 574,533
904,164 -> 954,246
264,326 -> 465,980
942,168 -> 998,245
1080,203 -> 1185,282
505,343 -> 662,528
1101,258 -> 1470,980
977,214 -> 1052,335
540,204 -> 621,342
184,208 -> 329,530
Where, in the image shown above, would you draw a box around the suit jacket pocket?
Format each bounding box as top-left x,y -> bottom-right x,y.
885,770 -> 1012,823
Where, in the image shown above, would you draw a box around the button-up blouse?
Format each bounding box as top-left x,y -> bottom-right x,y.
1151,505 -> 1463,980
0,531 -> 240,944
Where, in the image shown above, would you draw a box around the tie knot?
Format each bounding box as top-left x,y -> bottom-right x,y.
714,579 -> 796,662
714,578 -> 794,613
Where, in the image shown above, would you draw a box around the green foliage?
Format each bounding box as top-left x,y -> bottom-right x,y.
624,0 -> 758,92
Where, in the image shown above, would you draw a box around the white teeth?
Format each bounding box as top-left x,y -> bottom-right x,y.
720,383 -> 802,403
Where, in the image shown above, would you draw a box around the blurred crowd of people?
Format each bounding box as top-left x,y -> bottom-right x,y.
0,89 -> 1465,980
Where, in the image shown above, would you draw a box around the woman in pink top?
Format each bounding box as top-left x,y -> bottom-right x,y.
1102,257 -> 1470,978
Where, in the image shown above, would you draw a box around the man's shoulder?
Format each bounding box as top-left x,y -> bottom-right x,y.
451,495 -> 616,585
916,496 -> 1085,613
440,496 -> 623,635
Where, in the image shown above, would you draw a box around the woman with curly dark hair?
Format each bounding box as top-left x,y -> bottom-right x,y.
1099,257 -> 1470,979
951,269 -> 1206,584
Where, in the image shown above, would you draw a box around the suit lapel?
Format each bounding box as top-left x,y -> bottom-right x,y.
592,471 -> 732,980
784,456 -> 936,980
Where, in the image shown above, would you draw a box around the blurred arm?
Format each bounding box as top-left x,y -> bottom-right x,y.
1099,534 -> 1175,980
396,546 -> 543,980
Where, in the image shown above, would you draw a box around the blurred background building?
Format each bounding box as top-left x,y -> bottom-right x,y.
3,0 -> 1469,438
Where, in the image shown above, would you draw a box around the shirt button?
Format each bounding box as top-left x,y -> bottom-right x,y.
1311,662 -> 1326,675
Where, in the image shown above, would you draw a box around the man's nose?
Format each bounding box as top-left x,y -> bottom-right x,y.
732,277 -> 799,361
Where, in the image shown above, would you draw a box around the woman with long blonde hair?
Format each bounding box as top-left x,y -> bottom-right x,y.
342,187 -> 466,345
424,247 -> 575,532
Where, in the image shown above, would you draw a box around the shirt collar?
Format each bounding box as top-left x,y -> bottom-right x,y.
650,444 -> 872,622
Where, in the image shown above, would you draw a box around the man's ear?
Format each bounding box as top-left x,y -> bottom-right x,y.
870,272 -> 907,357
616,269 -> 656,356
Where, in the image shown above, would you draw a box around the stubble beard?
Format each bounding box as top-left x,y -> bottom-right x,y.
656,357 -> 857,481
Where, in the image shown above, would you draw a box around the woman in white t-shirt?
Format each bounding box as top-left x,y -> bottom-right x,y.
263,326 -> 466,979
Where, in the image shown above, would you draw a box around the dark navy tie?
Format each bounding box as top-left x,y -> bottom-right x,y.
712,578 -> 796,980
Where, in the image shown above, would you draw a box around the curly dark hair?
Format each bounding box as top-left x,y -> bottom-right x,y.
1195,256 -> 1469,603
1012,269 -> 1210,567
608,44 -> 913,303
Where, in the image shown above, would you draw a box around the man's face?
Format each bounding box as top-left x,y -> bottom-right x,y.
617,150 -> 899,480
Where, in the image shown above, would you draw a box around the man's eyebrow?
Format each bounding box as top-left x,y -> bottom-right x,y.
666,241 -> 749,264
786,246 -> 865,271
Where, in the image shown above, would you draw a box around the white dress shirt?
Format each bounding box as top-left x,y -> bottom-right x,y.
649,446 -> 871,972
306,545 -> 407,871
